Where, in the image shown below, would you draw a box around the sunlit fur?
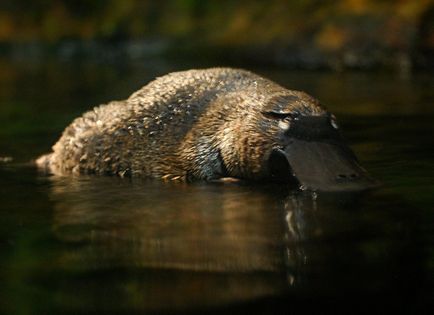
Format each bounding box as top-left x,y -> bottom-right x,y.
37,68 -> 327,181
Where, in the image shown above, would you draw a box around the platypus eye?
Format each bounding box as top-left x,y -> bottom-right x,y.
262,111 -> 297,120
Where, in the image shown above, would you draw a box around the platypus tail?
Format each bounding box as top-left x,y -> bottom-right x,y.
36,153 -> 53,171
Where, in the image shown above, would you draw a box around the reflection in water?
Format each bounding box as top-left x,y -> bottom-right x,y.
284,194 -> 313,285
51,178 -> 287,272
1,166 -> 427,314
0,167 -> 428,314
47,175 -> 335,311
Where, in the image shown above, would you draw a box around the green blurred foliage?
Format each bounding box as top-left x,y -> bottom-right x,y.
0,0 -> 432,43
0,0 -> 433,69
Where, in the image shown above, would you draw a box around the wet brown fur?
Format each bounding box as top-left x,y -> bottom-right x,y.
37,68 -> 326,181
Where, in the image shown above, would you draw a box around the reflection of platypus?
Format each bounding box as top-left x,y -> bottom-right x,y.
37,68 -> 377,191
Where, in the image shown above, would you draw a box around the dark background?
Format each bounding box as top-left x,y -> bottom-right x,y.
1,0 -> 433,71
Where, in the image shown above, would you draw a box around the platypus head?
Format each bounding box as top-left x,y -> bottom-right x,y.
254,93 -> 378,192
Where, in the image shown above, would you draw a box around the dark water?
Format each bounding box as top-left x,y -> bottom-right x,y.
0,59 -> 433,314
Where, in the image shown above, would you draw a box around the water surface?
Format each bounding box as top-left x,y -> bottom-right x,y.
0,59 -> 433,313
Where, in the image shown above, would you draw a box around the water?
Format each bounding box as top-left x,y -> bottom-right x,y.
0,59 -> 433,313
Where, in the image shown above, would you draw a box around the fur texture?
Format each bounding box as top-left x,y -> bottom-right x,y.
37,68 -> 326,181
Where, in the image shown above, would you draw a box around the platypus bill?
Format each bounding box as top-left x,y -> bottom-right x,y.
37,68 -> 378,192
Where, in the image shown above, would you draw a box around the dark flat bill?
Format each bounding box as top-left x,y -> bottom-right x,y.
282,139 -> 379,192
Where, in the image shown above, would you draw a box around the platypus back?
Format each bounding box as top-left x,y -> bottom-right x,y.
37,68 -> 377,191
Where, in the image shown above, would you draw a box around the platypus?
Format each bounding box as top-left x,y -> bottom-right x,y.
37,68 -> 377,191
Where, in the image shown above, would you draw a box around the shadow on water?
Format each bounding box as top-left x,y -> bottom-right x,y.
1,164 -> 430,313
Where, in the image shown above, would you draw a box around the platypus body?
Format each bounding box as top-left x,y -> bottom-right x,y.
37,68 -> 376,191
